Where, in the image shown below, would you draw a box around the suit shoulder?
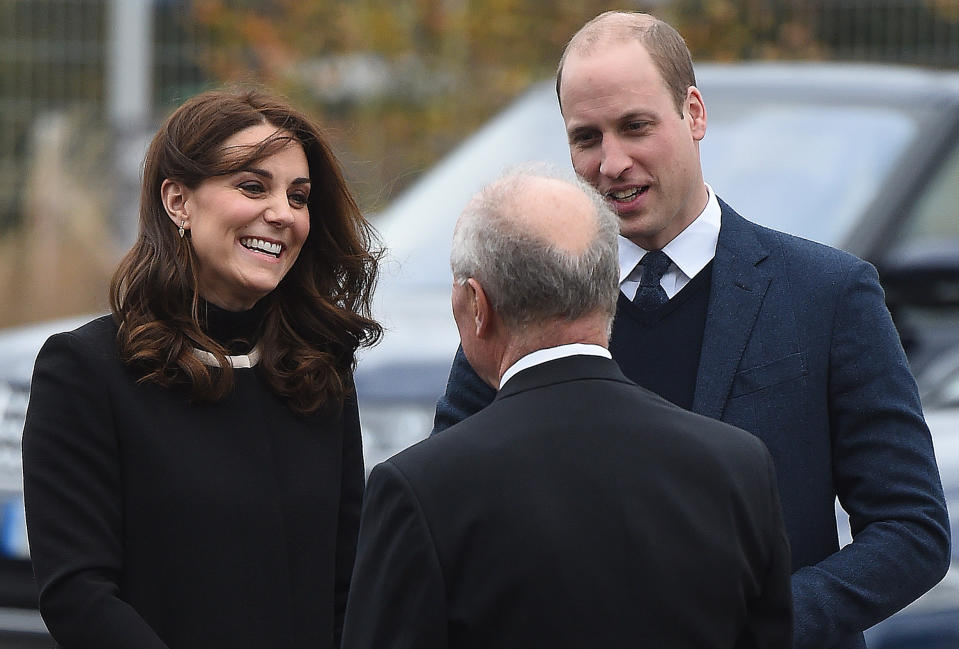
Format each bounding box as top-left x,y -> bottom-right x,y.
660,398 -> 771,462
741,211 -> 864,270
380,397 -> 530,490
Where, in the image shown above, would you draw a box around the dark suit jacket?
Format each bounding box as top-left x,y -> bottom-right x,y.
344,355 -> 792,649
432,201 -> 951,649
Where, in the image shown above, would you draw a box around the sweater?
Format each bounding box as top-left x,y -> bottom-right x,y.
609,263 -> 713,410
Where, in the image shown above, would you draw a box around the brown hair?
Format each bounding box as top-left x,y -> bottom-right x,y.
556,11 -> 696,115
110,88 -> 382,413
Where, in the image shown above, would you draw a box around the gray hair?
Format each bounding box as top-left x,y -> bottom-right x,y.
450,164 -> 620,331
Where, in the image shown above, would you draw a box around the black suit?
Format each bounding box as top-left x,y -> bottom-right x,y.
343,354 -> 792,649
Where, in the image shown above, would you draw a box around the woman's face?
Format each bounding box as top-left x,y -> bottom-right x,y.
173,124 -> 311,311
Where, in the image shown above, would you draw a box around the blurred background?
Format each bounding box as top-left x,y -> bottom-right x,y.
1,0 -> 958,328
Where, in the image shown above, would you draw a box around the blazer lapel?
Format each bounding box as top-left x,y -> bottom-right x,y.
692,201 -> 772,421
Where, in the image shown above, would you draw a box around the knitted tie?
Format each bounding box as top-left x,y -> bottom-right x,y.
633,250 -> 671,310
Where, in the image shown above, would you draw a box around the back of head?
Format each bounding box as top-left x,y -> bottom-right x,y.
556,11 -> 696,114
450,165 -> 619,334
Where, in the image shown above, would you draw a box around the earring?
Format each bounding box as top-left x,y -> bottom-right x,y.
178,221 -> 186,238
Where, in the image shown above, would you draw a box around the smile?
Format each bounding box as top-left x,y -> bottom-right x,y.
607,186 -> 649,202
239,237 -> 283,258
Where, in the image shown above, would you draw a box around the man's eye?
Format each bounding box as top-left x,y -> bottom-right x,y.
626,121 -> 649,132
571,133 -> 598,146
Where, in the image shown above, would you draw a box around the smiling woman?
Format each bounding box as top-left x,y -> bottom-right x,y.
160,123 -> 312,312
19,89 -> 382,649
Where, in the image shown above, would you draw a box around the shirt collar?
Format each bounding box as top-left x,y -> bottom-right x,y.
618,183 -> 721,283
499,343 -> 611,389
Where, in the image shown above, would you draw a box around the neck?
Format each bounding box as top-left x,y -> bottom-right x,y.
492,315 -> 610,388
199,297 -> 269,354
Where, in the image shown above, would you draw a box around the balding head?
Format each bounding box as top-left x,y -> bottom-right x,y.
450,165 -> 619,333
508,176 -> 598,257
556,11 -> 696,115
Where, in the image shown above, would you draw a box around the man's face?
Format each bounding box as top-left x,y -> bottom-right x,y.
560,40 -> 707,251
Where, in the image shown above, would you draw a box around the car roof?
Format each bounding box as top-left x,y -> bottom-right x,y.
694,61 -> 959,103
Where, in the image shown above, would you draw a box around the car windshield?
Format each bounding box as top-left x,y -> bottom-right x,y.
702,100 -> 916,245
376,79 -> 921,288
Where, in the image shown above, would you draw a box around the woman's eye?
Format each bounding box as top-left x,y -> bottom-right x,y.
289,192 -> 309,207
238,181 -> 265,195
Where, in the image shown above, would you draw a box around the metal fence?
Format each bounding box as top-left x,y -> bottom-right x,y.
0,0 -> 207,231
0,0 -> 106,230
810,0 -> 959,66
0,0 -> 957,232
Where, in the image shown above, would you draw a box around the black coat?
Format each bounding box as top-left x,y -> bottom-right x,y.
22,315 -> 364,649
343,354 -> 792,649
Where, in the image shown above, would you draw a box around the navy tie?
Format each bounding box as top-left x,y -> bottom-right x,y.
633,250 -> 671,310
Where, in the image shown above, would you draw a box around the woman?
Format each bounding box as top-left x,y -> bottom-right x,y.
22,88 -> 381,649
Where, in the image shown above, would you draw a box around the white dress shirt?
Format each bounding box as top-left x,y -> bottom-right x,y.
618,184 -> 721,301
499,343 -> 612,389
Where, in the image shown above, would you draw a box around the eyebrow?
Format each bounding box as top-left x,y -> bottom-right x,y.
244,167 -> 311,185
567,124 -> 597,140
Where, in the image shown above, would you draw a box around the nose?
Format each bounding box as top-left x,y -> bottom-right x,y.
598,136 -> 632,180
263,199 -> 295,228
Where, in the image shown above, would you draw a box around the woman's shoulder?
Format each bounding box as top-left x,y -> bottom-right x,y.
39,314 -> 119,364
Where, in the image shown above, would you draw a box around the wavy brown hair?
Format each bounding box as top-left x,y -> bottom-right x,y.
110,88 -> 382,413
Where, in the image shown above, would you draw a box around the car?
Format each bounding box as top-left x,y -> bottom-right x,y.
1,62 -> 958,644
0,314 -> 90,645
357,61 -> 959,467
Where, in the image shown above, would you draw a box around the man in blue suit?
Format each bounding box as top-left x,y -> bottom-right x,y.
432,11 -> 950,649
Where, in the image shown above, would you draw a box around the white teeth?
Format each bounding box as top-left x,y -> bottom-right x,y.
609,188 -> 642,201
606,186 -> 646,201
240,237 -> 283,257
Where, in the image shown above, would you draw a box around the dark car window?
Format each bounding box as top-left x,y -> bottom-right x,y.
888,143 -> 959,255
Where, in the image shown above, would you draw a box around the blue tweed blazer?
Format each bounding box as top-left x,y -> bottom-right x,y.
432,200 -> 951,649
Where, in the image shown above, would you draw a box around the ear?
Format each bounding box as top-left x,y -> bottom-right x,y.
467,278 -> 494,339
685,86 -> 707,142
160,179 -> 190,229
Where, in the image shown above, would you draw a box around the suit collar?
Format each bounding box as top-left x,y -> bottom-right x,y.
495,354 -> 633,401
500,343 -> 611,389
692,199 -> 773,419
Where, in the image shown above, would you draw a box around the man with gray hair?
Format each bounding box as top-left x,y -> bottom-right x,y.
341,167 -> 792,648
